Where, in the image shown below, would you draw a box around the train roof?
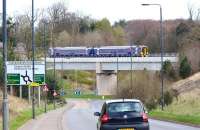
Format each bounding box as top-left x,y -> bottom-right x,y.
51,47 -> 87,50
99,46 -> 136,49
49,45 -> 148,50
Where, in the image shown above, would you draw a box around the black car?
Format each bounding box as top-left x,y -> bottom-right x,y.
94,99 -> 149,130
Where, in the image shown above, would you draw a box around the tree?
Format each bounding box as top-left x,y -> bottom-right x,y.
7,17 -> 17,60
179,56 -> 191,78
112,25 -> 126,45
83,31 -> 104,46
188,3 -> 195,21
176,22 -> 190,36
46,70 -> 60,100
163,60 -> 176,80
79,16 -> 92,33
94,18 -> 114,44
15,14 -> 32,59
55,30 -> 71,46
113,19 -> 127,28
95,18 -> 112,32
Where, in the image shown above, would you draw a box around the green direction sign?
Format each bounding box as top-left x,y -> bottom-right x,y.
34,74 -> 45,85
7,74 -> 20,85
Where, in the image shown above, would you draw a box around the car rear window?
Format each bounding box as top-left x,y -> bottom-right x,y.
107,102 -> 142,113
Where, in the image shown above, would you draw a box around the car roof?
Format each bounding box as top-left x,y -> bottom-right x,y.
105,99 -> 141,104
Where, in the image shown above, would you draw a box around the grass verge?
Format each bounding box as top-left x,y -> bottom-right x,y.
9,104 -> 55,130
149,110 -> 200,126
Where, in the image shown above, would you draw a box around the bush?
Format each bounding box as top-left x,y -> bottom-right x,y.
164,91 -> 173,106
145,99 -> 158,110
116,71 -> 161,109
158,91 -> 173,107
179,56 -> 191,78
163,60 -> 176,80
46,70 -> 60,100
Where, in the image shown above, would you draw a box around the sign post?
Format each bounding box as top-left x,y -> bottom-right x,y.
6,61 -> 45,119
2,0 -> 9,129
6,61 -> 45,85
42,84 -> 49,113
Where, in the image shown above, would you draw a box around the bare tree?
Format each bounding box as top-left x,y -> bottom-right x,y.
196,8 -> 200,21
188,3 -> 195,21
15,14 -> 32,59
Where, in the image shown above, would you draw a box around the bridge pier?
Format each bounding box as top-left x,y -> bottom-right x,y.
96,63 -> 117,95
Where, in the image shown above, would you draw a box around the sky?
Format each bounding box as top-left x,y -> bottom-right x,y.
0,0 -> 200,23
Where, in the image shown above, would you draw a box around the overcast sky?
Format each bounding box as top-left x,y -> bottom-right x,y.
0,0 -> 200,23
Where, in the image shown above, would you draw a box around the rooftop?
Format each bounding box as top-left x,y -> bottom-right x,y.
105,99 -> 141,104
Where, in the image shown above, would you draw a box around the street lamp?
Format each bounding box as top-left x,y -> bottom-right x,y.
141,3 -> 164,110
42,21 -> 57,109
2,0 -> 9,129
116,56 -> 119,95
43,21 -> 47,113
32,0 -> 36,119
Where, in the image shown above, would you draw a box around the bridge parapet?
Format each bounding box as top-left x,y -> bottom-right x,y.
46,56 -> 178,71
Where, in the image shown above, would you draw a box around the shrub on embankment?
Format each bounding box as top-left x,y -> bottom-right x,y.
115,70 -> 174,110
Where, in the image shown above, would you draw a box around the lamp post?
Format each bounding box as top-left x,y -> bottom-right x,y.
42,21 -> 56,109
32,0 -> 36,118
2,0 -> 9,129
116,56 -> 119,95
43,21 -> 47,113
141,3 -> 164,110
52,24 -> 56,109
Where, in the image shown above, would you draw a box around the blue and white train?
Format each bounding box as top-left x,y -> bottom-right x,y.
48,45 -> 149,57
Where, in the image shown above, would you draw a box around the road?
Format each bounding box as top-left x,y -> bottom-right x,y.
19,99 -> 200,130
62,99 -> 200,130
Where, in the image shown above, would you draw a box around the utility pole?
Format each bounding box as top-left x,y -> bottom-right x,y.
2,0 -> 9,129
141,3 -> 164,110
32,0 -> 36,119
160,5 -> 164,111
43,22 -> 47,113
116,56 -> 119,95
61,57 -> 64,95
130,46 -> 133,89
52,24 -> 56,109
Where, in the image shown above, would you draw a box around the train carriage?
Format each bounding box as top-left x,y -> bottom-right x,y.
99,46 -> 133,57
138,45 -> 149,57
48,45 -> 149,57
49,47 -> 88,57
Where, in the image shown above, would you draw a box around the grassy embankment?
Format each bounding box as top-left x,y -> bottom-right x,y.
57,70 -> 112,99
57,70 -> 95,92
149,90 -> 200,126
0,94 -> 62,130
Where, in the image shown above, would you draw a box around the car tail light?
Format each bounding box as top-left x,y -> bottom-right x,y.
142,113 -> 148,122
101,113 -> 109,123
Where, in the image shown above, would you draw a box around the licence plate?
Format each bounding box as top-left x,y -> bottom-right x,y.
119,128 -> 134,130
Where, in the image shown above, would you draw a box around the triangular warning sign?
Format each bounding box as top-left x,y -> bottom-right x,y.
53,91 -> 57,96
43,85 -> 49,92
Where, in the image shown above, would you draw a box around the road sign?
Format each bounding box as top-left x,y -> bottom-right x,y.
53,91 -> 57,96
75,89 -> 81,96
28,82 -> 40,87
7,74 -> 20,85
6,61 -> 45,85
60,89 -> 65,96
43,84 -> 49,92
34,74 -> 45,85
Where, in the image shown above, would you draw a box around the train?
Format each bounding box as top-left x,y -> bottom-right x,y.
48,45 -> 149,57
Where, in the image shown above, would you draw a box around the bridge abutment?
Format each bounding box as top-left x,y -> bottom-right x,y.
96,63 -> 117,95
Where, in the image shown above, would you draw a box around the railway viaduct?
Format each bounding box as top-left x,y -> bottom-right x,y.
46,56 -> 178,95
